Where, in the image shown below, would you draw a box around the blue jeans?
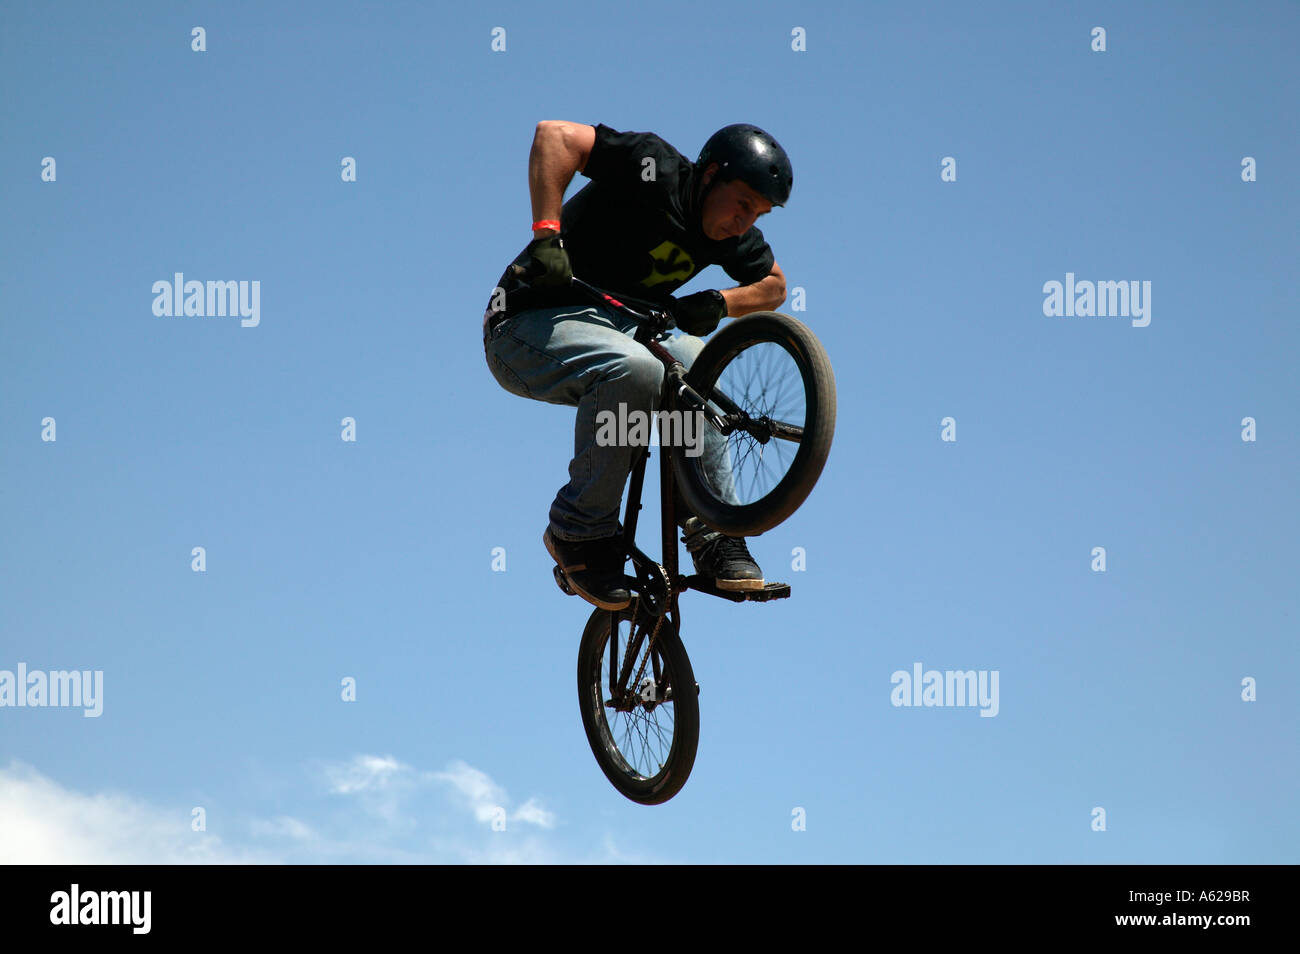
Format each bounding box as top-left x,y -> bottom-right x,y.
483,302 -> 739,541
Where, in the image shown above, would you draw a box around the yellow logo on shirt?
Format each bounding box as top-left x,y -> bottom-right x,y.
641,240 -> 696,288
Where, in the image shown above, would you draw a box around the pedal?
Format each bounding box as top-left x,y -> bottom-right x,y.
683,575 -> 791,602
745,582 -> 792,602
552,565 -> 574,596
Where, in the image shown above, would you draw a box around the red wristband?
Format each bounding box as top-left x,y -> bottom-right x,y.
532,219 -> 561,232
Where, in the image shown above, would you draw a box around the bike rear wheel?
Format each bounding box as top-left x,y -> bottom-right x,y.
672,311 -> 836,536
577,604 -> 699,805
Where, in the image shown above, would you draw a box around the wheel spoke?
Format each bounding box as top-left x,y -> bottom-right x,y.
706,340 -> 807,507
594,618 -> 681,781
581,592 -> 700,802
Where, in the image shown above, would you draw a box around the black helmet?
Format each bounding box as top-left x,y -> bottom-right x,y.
696,123 -> 793,207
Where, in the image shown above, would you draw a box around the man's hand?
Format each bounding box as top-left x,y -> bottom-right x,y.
670,289 -> 727,337
514,234 -> 573,288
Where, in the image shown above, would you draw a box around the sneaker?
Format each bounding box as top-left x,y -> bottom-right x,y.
681,517 -> 765,591
543,527 -> 631,610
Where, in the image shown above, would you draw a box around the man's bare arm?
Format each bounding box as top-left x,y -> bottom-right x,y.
720,261 -> 787,316
529,121 -> 596,236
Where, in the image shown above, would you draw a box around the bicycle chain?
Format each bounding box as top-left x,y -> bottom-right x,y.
629,563 -> 671,704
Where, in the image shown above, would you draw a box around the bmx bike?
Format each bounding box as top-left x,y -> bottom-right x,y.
553,277 -> 837,804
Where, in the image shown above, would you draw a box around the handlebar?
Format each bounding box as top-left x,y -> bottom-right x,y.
505,261 -> 675,334
569,278 -> 724,420
570,277 -> 674,331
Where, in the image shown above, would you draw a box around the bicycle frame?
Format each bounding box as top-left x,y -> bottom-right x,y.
539,263 -> 835,803
556,277 -> 818,802
569,278 -> 791,667
568,279 -> 687,635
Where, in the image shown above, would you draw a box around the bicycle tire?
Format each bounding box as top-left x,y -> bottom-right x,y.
576,604 -> 699,805
672,311 -> 836,536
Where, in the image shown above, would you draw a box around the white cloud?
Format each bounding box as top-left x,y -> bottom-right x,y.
511,797 -> 557,830
324,754 -> 406,795
428,760 -> 507,824
0,756 -> 641,864
427,759 -> 556,830
0,760 -> 266,864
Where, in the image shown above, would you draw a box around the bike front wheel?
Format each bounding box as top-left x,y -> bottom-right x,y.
577,604 -> 699,805
672,311 -> 836,536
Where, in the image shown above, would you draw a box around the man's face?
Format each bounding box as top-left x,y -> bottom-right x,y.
698,163 -> 774,241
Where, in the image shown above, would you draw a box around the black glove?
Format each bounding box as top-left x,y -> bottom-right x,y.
669,290 -> 727,337
512,234 -> 572,288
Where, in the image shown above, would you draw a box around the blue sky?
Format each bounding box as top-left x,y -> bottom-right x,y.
1,0 -> 1296,863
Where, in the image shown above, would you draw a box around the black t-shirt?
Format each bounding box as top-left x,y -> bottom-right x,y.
487,123 -> 775,321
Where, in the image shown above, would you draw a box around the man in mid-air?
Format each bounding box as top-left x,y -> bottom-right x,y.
482,121 -> 792,611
